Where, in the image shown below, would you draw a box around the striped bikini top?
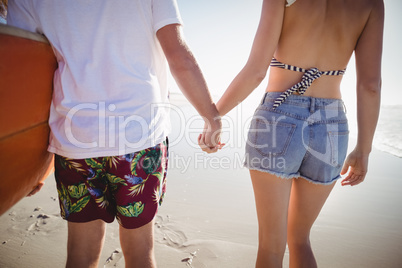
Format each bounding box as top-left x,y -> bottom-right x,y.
269,58 -> 346,109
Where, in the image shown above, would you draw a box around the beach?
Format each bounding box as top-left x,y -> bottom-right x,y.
1,102 -> 402,268
1,0 -> 401,266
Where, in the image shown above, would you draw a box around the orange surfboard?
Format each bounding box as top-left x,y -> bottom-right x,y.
0,24 -> 57,215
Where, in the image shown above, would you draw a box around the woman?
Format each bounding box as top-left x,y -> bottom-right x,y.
200,0 -> 383,267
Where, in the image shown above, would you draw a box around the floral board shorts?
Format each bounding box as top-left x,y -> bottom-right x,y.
54,139 -> 168,229
244,92 -> 349,185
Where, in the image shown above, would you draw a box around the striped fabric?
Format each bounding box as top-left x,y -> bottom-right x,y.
270,58 -> 346,109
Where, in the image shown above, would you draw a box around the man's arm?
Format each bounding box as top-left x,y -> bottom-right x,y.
156,24 -> 221,152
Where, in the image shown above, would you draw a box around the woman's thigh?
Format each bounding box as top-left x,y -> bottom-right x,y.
250,170 -> 293,252
287,178 -> 336,243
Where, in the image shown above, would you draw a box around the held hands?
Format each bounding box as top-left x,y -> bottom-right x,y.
340,149 -> 369,186
198,117 -> 225,153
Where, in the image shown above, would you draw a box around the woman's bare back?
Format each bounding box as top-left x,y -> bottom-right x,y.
267,0 -> 383,99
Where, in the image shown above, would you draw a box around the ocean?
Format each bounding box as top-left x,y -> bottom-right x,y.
374,105 -> 402,158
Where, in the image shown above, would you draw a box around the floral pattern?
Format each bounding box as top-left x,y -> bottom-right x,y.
54,139 -> 168,228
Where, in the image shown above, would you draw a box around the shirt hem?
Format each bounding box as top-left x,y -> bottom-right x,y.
48,136 -> 167,159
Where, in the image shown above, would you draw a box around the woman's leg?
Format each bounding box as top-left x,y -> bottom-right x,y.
66,220 -> 107,268
250,170 -> 293,268
287,178 -> 336,268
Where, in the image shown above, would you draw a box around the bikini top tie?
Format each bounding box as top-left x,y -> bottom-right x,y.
269,58 -> 346,109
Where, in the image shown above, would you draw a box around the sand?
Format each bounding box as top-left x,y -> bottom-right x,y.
1,104 -> 402,267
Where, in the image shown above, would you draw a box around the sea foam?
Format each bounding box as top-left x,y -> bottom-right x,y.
374,105 -> 402,158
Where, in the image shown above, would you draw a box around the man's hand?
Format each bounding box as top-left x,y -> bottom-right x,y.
27,181 -> 45,197
198,117 -> 224,153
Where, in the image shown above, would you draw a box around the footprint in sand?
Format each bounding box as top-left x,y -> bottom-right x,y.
27,215 -> 48,233
26,211 -> 62,235
181,251 -> 198,267
104,249 -> 123,267
154,215 -> 187,248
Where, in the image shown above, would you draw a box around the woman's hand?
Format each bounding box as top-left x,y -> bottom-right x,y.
198,118 -> 224,154
340,149 -> 369,186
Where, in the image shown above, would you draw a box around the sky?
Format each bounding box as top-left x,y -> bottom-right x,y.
173,0 -> 402,108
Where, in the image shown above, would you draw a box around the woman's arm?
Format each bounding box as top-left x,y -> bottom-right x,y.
216,0 -> 286,116
341,0 -> 384,186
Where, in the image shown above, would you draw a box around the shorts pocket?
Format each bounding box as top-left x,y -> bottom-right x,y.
328,131 -> 349,167
248,118 -> 296,157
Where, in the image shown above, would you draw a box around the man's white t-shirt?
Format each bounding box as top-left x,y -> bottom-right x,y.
7,0 -> 182,158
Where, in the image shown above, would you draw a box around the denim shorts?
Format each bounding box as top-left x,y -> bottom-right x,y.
54,139 -> 168,229
244,92 -> 349,185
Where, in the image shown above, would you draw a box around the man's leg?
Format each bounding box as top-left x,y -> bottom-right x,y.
66,220 -> 106,268
112,139 -> 168,268
119,220 -> 156,268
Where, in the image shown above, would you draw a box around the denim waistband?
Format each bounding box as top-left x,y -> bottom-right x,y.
261,92 -> 346,113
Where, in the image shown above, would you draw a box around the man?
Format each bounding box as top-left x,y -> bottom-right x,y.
7,1 -> 221,267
